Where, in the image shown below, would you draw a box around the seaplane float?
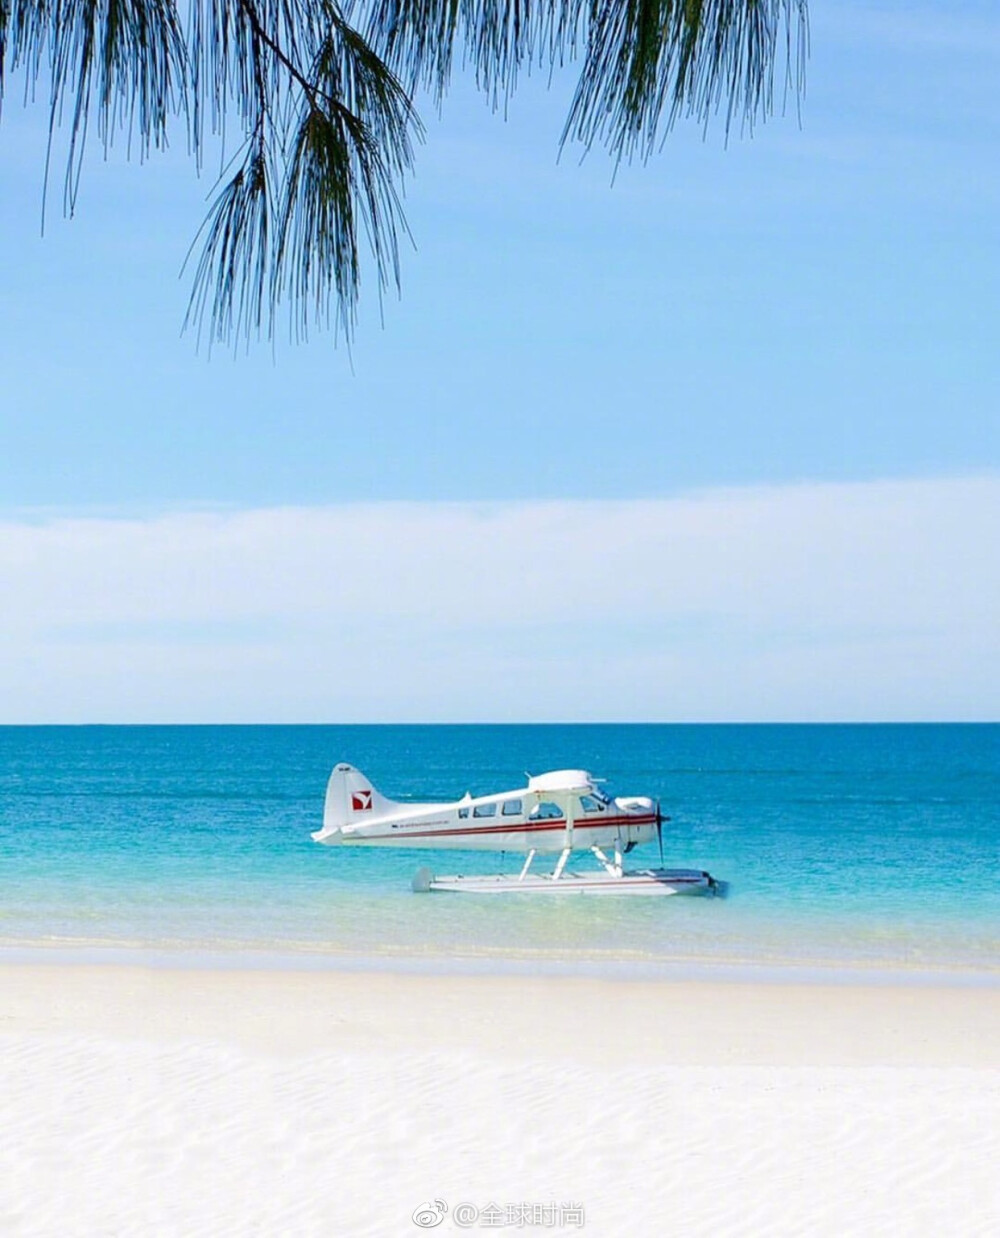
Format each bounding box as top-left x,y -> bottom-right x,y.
312,764 -> 725,896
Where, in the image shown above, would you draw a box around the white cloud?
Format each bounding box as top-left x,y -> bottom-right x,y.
1,475 -> 997,721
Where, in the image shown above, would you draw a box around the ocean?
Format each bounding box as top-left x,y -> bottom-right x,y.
1,724 -> 997,976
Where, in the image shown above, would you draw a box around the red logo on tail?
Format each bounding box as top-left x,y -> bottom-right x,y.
351,790 -> 373,812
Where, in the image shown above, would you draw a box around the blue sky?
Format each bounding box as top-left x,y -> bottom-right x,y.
1,0 -> 995,507
0,1 -> 997,720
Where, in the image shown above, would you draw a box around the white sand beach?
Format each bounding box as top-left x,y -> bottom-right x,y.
2,964 -> 998,1237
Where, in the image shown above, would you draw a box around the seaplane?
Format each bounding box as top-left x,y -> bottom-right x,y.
312,764 -> 724,896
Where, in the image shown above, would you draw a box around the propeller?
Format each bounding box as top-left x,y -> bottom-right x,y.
654,800 -> 673,868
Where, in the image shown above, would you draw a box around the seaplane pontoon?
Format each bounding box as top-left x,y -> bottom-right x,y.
312,764 -> 723,896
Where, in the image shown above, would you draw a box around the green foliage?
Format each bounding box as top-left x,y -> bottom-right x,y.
0,0 -> 807,345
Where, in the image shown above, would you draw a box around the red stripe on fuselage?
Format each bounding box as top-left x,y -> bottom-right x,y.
355,813 -> 657,842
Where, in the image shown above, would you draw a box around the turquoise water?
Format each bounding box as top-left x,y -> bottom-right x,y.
1,724 -> 997,973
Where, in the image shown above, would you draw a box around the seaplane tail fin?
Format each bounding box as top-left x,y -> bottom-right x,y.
322,763 -> 396,831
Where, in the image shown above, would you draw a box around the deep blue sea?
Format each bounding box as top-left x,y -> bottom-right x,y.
1,725 -> 997,975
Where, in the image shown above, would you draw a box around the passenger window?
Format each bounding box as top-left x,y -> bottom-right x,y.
501,798 -> 523,816
458,807 -> 469,819
473,802 -> 497,818
529,801 -> 564,821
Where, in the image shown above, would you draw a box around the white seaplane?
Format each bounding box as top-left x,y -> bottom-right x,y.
312,763 -> 723,896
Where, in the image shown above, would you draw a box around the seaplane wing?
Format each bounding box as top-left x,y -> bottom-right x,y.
311,763 -> 659,854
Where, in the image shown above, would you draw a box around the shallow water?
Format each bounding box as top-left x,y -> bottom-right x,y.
1,724 -> 997,972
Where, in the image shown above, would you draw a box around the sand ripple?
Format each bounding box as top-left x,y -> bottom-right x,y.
2,1036 -> 999,1236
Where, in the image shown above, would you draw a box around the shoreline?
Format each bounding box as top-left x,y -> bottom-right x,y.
2,940 -> 999,989
5,961 -> 1000,1066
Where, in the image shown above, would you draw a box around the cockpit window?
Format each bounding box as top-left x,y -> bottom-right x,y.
529,801 -> 564,821
501,798 -> 523,816
579,795 -> 604,813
